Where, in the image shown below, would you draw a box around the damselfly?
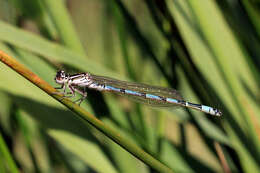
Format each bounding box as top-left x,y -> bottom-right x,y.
54,70 -> 222,116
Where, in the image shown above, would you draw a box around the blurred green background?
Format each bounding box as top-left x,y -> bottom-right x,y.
0,0 -> 259,172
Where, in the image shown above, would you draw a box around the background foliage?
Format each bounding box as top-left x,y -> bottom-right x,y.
0,0 -> 259,172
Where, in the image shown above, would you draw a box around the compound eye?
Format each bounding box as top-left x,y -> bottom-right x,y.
57,70 -> 66,78
61,71 -> 65,77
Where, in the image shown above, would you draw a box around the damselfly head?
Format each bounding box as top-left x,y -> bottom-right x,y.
55,70 -> 68,84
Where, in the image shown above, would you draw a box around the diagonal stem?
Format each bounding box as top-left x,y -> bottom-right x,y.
0,50 -> 174,173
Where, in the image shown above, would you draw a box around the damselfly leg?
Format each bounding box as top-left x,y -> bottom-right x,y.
70,86 -> 87,105
55,82 -> 87,105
